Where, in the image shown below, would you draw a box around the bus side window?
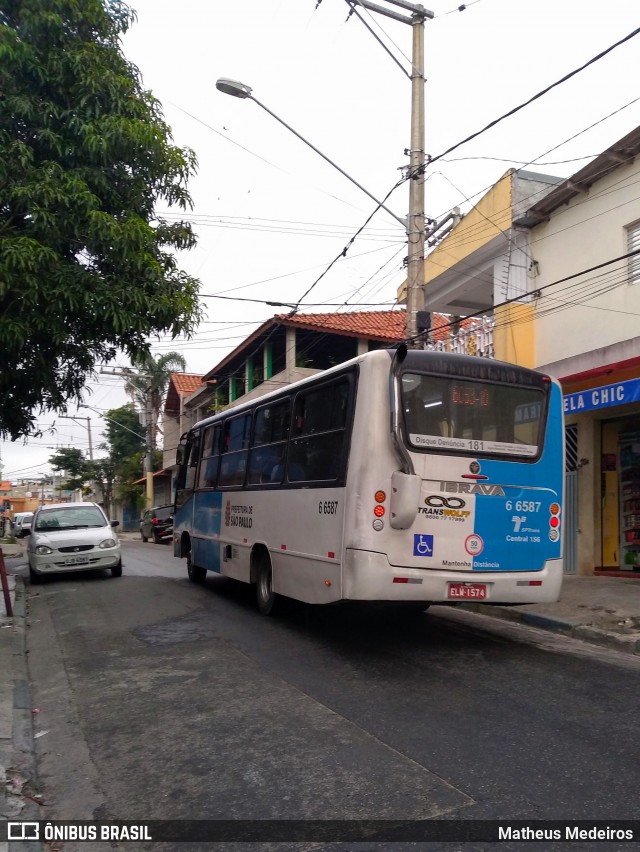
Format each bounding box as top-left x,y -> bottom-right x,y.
248,399 -> 291,485
219,413 -> 251,487
198,424 -> 221,488
289,378 -> 351,482
184,431 -> 201,491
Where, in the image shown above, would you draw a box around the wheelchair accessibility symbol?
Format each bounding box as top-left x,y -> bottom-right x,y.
413,534 -> 434,557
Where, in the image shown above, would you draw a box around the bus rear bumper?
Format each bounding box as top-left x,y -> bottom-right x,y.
343,549 -> 563,604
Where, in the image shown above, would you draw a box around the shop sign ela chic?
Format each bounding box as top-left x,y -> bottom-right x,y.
563,377 -> 640,414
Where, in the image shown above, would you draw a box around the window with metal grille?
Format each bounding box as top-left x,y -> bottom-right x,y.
627,220 -> 640,284
565,424 -> 578,472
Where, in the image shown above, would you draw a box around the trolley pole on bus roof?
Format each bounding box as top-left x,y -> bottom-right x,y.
345,0 -> 432,345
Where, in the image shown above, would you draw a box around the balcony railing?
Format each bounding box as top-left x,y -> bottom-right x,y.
426,315 -> 495,358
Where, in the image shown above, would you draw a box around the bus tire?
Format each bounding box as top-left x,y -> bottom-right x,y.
255,554 -> 284,616
187,547 -> 206,584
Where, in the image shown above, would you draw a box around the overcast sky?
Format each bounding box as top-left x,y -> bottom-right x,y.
4,0 -> 640,481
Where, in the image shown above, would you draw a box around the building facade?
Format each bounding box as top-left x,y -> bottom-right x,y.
520,126 -> 640,576
402,128 -> 640,576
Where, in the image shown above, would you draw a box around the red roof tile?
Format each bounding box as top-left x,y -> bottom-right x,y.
274,310 -> 405,341
202,309 -> 483,381
165,373 -> 205,414
275,309 -> 479,342
171,373 -> 204,395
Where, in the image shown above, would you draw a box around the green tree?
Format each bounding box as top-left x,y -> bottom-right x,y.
124,351 -> 187,452
102,404 -> 145,463
93,404 -> 146,514
0,0 -> 202,440
89,456 -> 117,517
49,447 -> 90,492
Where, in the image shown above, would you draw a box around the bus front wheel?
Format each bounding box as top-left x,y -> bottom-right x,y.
255,554 -> 284,616
186,546 -> 206,584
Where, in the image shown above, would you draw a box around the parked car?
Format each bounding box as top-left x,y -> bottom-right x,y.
140,505 -> 173,544
27,502 -> 121,584
13,512 -> 33,538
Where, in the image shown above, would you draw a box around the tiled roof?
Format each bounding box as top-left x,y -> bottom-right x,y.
165,373 -> 204,414
171,373 -> 204,395
274,309 -> 405,341
202,309 -> 482,381
275,309 -> 478,342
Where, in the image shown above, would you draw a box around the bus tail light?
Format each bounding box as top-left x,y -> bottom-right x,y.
374,505 -> 385,518
375,491 -> 386,503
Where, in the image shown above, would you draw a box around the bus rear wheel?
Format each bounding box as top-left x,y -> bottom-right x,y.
255,554 -> 284,616
186,546 -> 206,584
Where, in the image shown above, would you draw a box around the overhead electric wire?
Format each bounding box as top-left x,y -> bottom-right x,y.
343,0 -> 411,77
436,1 -> 483,18
292,172 -> 409,310
207,242 -> 403,298
427,25 -> 640,167
423,248 -> 640,345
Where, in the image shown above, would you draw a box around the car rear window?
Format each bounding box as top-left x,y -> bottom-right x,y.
154,507 -> 173,520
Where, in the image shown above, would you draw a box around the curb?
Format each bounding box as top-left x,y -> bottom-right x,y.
2,576 -> 41,852
460,602 -> 640,656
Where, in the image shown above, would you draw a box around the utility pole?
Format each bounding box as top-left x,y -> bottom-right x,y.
145,390 -> 154,509
58,415 -> 94,500
59,416 -> 94,461
345,0 -> 432,344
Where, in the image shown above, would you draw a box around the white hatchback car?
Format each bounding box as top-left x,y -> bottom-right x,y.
27,502 -> 121,584
13,512 -> 33,538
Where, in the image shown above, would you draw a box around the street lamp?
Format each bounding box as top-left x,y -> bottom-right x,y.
215,78 -> 406,229
216,5 -> 429,344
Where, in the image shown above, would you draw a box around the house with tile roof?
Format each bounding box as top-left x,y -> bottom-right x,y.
161,372 -> 205,472
177,308 -> 481,428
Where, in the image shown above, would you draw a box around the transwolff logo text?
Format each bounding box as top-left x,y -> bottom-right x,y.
440,481 -> 505,497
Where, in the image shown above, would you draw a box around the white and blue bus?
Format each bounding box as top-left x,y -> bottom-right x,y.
173,346 -> 564,615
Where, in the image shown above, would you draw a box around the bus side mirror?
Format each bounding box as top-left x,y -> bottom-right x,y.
176,446 -> 185,466
389,471 -> 421,529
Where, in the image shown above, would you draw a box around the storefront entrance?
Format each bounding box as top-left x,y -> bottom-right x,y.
601,418 -> 640,571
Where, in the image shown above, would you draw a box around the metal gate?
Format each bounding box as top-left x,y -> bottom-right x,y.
564,425 -> 578,574
122,501 -> 140,533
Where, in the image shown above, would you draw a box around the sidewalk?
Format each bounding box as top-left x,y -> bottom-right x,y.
0,547 -> 40,852
460,573 -> 640,656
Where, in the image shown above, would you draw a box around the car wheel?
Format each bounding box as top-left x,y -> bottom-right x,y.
141,531 -> 148,542
153,533 -> 161,544
29,562 -> 43,585
255,553 -> 285,616
186,547 -> 206,584
111,561 -> 123,578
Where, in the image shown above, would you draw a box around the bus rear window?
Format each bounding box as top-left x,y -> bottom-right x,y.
401,373 -> 547,458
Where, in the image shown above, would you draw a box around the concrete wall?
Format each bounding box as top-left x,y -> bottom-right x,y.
532,156 -> 640,367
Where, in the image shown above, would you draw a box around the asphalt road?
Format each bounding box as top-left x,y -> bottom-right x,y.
14,540 -> 640,851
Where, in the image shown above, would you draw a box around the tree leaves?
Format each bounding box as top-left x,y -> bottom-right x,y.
0,0 -> 203,439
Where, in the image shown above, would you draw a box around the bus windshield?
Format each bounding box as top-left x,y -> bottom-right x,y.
401,372 -> 546,458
